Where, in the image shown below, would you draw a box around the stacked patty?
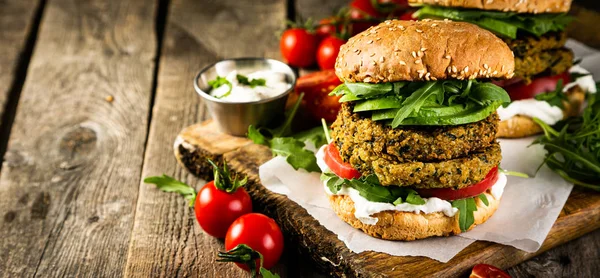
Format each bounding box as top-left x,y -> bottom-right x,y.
332,104 -> 501,189
508,32 -> 573,83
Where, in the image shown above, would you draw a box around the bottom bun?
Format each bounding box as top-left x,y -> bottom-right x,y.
498,85 -> 585,138
328,191 -> 500,241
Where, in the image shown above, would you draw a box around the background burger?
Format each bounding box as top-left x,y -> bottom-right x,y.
317,19 -> 514,240
409,0 -> 597,138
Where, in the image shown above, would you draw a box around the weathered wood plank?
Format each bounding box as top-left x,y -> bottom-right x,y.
0,0 -> 157,276
0,0 -> 43,142
124,0 -> 287,277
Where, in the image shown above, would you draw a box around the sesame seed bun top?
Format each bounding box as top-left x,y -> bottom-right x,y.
408,0 -> 572,14
334,19 -> 515,83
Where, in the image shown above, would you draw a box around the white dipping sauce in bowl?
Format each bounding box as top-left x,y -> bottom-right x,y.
210,70 -> 292,103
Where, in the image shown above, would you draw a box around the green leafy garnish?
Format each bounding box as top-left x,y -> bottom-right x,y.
320,173 -> 429,205
415,6 -> 573,39
534,79 -> 567,109
452,197 -> 478,232
247,93 -> 323,172
143,175 -> 196,206
207,159 -> 247,193
532,94 -> 600,190
236,74 -> 266,87
478,194 -> 489,206
217,244 -> 281,278
208,76 -> 233,98
331,80 -> 510,127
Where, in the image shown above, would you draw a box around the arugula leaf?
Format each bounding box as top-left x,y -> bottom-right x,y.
469,83 -> 511,106
270,138 -> 320,172
260,268 -> 281,278
405,189 -> 426,205
393,197 -> 404,206
349,176 -> 397,203
392,82 -> 441,127
208,76 -> 233,98
144,175 -> 196,207
293,126 -> 328,148
532,93 -> 600,190
321,172 -> 344,193
534,79 -> 566,109
478,194 -> 489,206
346,82 -> 393,97
415,6 -> 573,39
452,197 -> 478,232
236,74 -> 266,87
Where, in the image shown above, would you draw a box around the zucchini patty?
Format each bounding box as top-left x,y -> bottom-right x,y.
513,48 -> 573,82
332,103 -> 498,164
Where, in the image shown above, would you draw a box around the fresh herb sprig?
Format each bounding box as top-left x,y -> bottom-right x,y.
414,6 -> 573,39
208,74 -> 267,99
534,79 -> 567,109
247,93 -> 325,172
533,94 -> 600,190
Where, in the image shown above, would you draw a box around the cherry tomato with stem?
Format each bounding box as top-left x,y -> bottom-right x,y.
144,160 -> 252,239
280,28 -> 319,68
223,213 -> 284,272
316,17 -> 340,42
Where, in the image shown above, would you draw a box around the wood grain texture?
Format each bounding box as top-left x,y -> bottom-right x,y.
176,123 -> 600,277
0,0 -> 42,129
0,0 -> 157,276
124,0 -> 287,277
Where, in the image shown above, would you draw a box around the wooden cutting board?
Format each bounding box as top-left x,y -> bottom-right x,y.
174,120 -> 600,277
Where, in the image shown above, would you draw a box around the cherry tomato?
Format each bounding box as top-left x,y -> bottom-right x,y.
350,0 -> 381,18
324,142 -> 362,180
317,36 -> 346,70
280,28 -> 318,68
470,264 -> 511,278
295,70 -> 342,122
316,17 -> 340,42
417,167 -> 499,201
194,181 -> 252,238
225,213 -> 284,271
503,72 -> 570,101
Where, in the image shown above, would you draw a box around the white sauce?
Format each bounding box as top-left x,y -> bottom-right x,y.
210,70 -> 291,102
497,65 -> 596,125
316,146 -> 507,225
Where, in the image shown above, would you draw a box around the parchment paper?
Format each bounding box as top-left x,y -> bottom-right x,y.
258,39 -> 599,262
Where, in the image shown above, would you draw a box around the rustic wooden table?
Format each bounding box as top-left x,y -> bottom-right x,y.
0,0 -> 598,277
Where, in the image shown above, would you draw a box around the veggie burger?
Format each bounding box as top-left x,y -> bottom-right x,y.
410,0 -> 597,138
317,19 -> 514,240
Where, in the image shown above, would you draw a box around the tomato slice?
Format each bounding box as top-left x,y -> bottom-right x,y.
503,72 -> 570,101
324,143 -> 361,180
416,167 -> 499,201
470,264 -> 511,278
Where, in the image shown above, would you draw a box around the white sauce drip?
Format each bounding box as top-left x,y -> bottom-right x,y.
210,70 -> 291,102
316,146 -> 507,225
497,65 -> 596,125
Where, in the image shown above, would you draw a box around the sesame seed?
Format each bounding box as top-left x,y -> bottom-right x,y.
444,18 -> 451,22
370,53 -> 376,57
356,50 -> 361,55
447,66 -> 452,73
367,40 -> 373,44
431,23 -> 438,27
417,69 -> 425,73
445,55 -> 451,59
360,60 -> 363,66
415,59 -> 421,64
431,77 -> 437,81
411,51 -> 417,58
399,61 -> 406,65
354,49 -> 360,53
452,66 -> 457,73
493,70 -> 498,75
376,37 -> 381,41
399,26 -> 405,30
394,52 -> 399,56
483,64 -> 489,69
464,66 -> 469,73
380,57 -> 385,62
416,29 -> 423,33
419,72 -> 424,78
425,72 -> 431,78
417,51 -> 423,57
371,61 -> 377,66
420,48 -> 427,52
501,65 -> 505,71
385,20 -> 391,25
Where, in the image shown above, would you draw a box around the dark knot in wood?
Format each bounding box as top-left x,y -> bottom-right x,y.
60,126 -> 97,157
